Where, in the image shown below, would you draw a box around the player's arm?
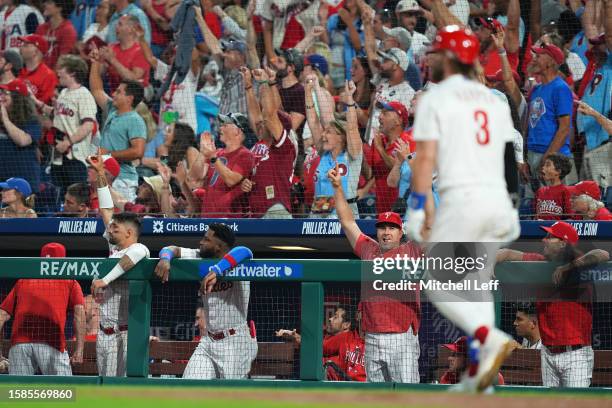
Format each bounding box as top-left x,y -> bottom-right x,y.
91,246 -> 149,293
87,152 -> 113,228
154,246 -> 183,283
504,0 -> 520,53
104,138 -> 145,162
329,164 -> 362,249
552,249 -> 610,285
71,304 -> 85,364
496,248 -> 525,263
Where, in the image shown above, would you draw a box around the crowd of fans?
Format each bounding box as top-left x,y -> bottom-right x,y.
0,0 -> 608,220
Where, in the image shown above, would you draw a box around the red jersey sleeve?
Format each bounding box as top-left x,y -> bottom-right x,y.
522,252 -> 546,261
204,12 -> 222,38
323,332 -> 344,356
0,282 -> 19,316
68,281 -> 85,309
354,233 -> 377,259
232,149 -> 255,178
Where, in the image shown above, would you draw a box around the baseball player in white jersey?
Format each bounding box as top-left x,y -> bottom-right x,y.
88,152 -> 150,377
404,25 -> 520,392
154,223 -> 257,379
0,2 -> 43,51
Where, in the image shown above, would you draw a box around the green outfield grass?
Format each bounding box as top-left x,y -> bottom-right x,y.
0,385 -> 610,408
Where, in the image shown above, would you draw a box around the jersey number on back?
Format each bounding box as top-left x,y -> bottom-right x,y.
474,110 -> 490,145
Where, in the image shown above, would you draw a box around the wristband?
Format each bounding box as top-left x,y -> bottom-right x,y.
408,192 -> 427,211
159,247 -> 174,262
256,80 -> 269,85
346,103 -> 357,108
497,48 -> 506,55
97,185 -> 113,209
269,81 -> 277,86
210,156 -> 217,164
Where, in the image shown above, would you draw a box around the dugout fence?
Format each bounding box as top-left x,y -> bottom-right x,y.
0,258 -> 611,386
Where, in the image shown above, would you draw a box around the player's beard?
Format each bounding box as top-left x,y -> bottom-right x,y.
108,235 -> 119,245
430,63 -> 444,83
276,68 -> 289,79
200,247 -> 215,258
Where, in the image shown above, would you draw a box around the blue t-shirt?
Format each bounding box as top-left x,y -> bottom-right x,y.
70,0 -> 99,39
577,52 -> 612,151
327,15 -> 364,81
100,101 -> 147,182
527,77 -> 573,156
398,160 -> 411,199
570,31 -> 589,66
0,120 -> 41,192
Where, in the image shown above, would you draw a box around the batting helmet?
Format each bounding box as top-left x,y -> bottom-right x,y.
432,25 -> 480,65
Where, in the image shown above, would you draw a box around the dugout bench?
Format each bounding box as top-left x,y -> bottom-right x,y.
0,340 -> 297,379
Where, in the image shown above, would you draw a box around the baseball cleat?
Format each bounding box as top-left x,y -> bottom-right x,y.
473,329 -> 514,392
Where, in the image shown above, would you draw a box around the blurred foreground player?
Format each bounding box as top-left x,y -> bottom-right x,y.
329,165 -> 421,383
88,151 -> 150,377
154,224 -> 257,379
0,243 -> 85,375
404,25 -> 521,392
440,337 -> 504,385
497,222 -> 609,387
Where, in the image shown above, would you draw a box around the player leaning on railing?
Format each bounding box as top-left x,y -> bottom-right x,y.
153,226 -> 257,379
87,150 -> 150,377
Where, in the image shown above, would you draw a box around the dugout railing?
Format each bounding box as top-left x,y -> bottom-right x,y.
0,258 -> 611,385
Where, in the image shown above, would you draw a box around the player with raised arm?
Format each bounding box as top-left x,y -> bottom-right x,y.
153,225 -> 257,379
404,25 -> 521,392
87,150 -> 150,377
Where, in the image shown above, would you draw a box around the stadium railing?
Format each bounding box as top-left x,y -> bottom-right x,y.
0,257 -> 611,386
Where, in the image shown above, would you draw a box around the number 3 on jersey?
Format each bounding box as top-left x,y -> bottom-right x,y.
474,110 -> 490,145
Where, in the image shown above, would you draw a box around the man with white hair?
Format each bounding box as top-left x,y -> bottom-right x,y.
570,180 -> 612,221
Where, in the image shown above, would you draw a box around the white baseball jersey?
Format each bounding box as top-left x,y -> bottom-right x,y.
52,86 -> 98,165
412,74 -> 515,194
0,5 -> 43,51
154,60 -> 198,133
180,248 -> 250,333
522,337 -> 542,350
98,234 -> 150,329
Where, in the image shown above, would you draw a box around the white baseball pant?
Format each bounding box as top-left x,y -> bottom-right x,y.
364,327 -> 420,383
183,327 -> 257,379
96,330 -> 127,377
8,343 -> 72,375
541,345 -> 594,387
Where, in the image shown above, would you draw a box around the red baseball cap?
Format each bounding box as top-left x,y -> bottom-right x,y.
101,155 -> 120,178
0,79 -> 28,96
486,69 -> 521,84
540,221 -> 579,245
375,212 -> 402,229
443,336 -> 468,354
570,181 -> 601,201
433,25 -> 480,65
531,44 -> 565,65
19,34 -> 49,55
376,100 -> 409,128
40,242 -> 66,258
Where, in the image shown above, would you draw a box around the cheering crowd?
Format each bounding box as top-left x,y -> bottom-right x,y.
0,0 -> 609,220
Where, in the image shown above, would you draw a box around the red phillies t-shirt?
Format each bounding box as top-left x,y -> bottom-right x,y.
594,207 -> 612,221
19,63 -> 58,104
522,252 -> 592,347
480,46 -> 519,77
35,19 -> 77,69
0,279 -> 85,352
201,146 -> 255,218
280,15 -> 304,49
370,133 -> 410,213
249,129 -> 297,216
354,233 -> 421,334
323,329 -> 366,381
107,42 -> 151,92
535,184 -> 572,220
